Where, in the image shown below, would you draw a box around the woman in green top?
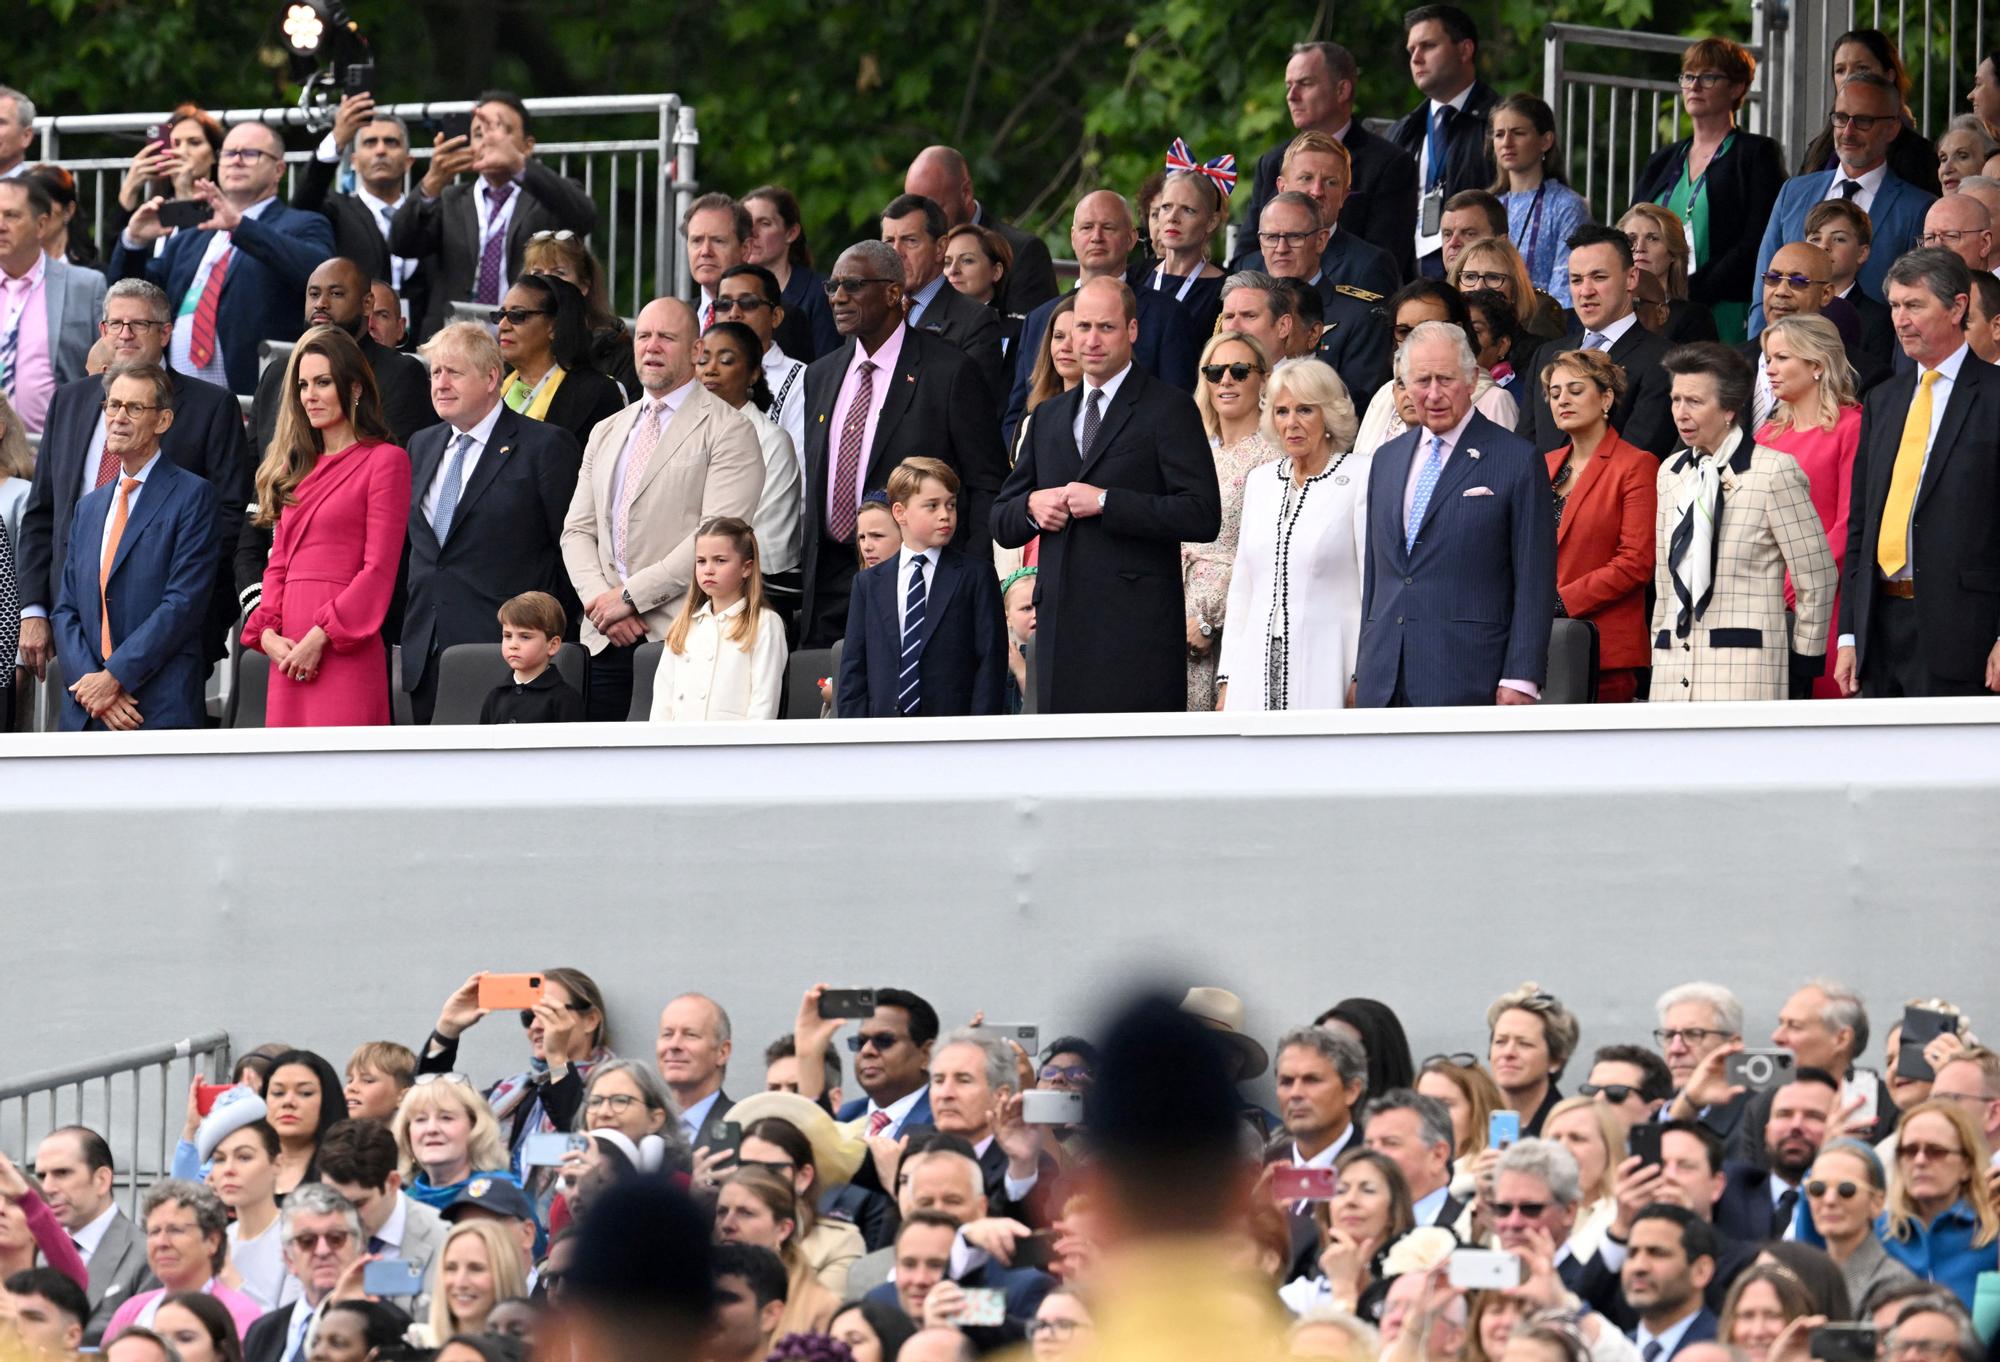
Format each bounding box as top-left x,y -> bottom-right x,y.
1632,38 -> 1787,344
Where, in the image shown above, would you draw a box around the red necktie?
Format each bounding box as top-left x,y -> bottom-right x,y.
187,244 -> 234,369
92,441 -> 119,490
868,1110 -> 891,1136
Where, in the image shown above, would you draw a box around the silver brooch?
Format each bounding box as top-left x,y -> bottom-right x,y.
1467,448 -> 1482,460
1335,475 -> 1350,485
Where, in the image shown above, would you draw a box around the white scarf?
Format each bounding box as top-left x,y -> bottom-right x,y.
1669,426 -> 1741,637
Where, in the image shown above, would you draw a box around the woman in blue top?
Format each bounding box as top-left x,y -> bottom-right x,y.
1876,1100 -> 1998,1307
1488,94 -> 1591,310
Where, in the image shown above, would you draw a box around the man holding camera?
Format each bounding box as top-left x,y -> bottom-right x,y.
297,91 -> 429,337
1654,983 -> 1749,1144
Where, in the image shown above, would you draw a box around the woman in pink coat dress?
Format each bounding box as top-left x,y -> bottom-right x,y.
243,326 -> 410,726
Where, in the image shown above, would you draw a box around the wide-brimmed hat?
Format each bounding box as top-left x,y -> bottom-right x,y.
1180,987 -> 1269,1081
723,1091 -> 866,1185
195,1088 -> 268,1162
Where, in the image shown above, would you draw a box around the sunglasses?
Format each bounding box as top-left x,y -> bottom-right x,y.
1201,362 -> 1260,383
290,1230 -> 353,1253
1897,1142 -> 1964,1163
1761,271 -> 1825,289
1039,1064 -> 1092,1084
1806,1179 -> 1862,1199
413,1072 -> 474,1088
712,296 -> 772,314
489,307 -> 554,325
1580,1082 -> 1637,1104
530,230 -> 578,242
846,1031 -> 905,1053
1423,1052 -> 1479,1068
822,276 -> 898,296
1488,1201 -> 1550,1219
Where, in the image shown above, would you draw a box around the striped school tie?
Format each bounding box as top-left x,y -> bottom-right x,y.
898,555 -> 928,716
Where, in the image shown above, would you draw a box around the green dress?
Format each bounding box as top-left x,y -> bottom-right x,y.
1666,131 -> 1747,343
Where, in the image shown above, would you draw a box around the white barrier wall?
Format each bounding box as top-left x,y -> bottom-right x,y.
4,701 -> 1998,1101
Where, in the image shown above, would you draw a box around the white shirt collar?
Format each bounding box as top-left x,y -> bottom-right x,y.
1429,85 -> 1476,118
1921,342 -> 1971,380
1587,311 -> 1639,347
72,1203 -> 120,1260
1292,1123 -> 1354,1167
239,195 -> 278,222
647,376 -> 699,420
1834,161 -> 1889,194
1412,1183 -> 1452,1226
762,342 -> 798,372
898,544 -> 939,575
454,396 -> 507,444
354,182 -> 404,220
117,450 -> 166,487
1083,362 -> 1133,408
1420,406 -> 1480,459
1637,1304 -> 1705,1357
377,1192 -> 411,1249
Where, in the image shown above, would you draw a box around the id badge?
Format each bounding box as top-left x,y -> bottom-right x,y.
1683,217 -> 1700,275
1420,186 -> 1444,237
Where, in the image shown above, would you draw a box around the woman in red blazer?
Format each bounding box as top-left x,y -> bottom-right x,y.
1541,349 -> 1657,702
243,326 -> 410,726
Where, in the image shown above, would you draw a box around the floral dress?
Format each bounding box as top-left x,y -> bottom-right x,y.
1181,430 -> 1281,710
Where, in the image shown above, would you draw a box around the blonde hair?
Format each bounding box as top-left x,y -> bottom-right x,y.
1541,1096 -> 1623,1205
426,1218 -> 529,1341
1261,356 -> 1359,454
1454,238 -> 1539,327
1885,1100 -> 1999,1246
1283,130 -> 1353,183
0,389 -> 32,479
1619,204 -> 1693,300
1420,1056 -> 1504,1158
1487,982 -> 1582,1077
390,1079 -> 511,1183
1193,330 -> 1272,440
887,456 -> 959,506
254,326 -> 392,527
1761,316 -> 1858,434
344,1041 -> 416,1091
664,516 -> 767,657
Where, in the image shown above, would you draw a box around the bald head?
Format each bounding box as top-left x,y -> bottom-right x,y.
905,146 -> 975,225
305,257 -> 370,336
1926,193 -> 1995,270
1071,191 -> 1136,281
1763,241 -> 1834,321
634,296 -> 700,395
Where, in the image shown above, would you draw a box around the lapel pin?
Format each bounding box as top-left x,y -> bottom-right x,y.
905,373 -> 916,384
818,413 -> 826,423
1468,448 -> 1482,460
498,445 -> 510,454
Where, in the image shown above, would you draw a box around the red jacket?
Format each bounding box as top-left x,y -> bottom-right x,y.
1547,431 -> 1656,670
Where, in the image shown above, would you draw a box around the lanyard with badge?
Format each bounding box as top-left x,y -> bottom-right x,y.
1513,182 -> 1549,270
1677,131 -> 1733,276
1420,104 -> 1452,237
1149,263 -> 1200,304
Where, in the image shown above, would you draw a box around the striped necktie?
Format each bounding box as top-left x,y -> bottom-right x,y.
898,555 -> 928,716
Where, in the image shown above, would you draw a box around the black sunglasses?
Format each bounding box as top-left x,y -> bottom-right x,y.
489,307 -> 554,325
519,1000 -> 592,1027
823,276 -> 898,296
1806,1179 -> 1862,1200
712,296 -> 772,314
1488,1201 -> 1550,1218
1580,1082 -> 1637,1104
1201,362 -> 1261,383
845,1031 -> 905,1053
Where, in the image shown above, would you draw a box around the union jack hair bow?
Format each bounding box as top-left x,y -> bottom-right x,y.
1165,137 -> 1237,195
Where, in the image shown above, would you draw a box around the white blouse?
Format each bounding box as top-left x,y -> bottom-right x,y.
649,598 -> 787,721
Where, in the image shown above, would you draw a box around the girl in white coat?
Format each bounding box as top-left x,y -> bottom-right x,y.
649,517 -> 787,721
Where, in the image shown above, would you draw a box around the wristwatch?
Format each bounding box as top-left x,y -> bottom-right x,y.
621,588 -> 634,607
1096,490 -> 1108,511
1197,618 -> 1214,639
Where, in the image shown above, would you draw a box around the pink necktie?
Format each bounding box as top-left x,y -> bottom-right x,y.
868,1110 -> 891,1136
615,400 -> 665,566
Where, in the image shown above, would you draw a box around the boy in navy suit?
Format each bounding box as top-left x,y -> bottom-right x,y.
838,458 -> 1006,717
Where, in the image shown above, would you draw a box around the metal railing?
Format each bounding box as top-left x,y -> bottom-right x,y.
1,1033 -> 232,1215
1544,22 -> 1773,223
31,94 -> 699,314
1805,0 -> 1989,158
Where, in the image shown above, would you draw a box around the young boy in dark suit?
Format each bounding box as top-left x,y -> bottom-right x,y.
837,458 -> 1006,717
480,591 -> 585,724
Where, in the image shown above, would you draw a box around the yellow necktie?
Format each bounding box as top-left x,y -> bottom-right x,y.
1877,369 -> 1940,577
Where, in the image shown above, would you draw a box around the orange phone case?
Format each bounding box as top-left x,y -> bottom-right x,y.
478,973 -> 545,1010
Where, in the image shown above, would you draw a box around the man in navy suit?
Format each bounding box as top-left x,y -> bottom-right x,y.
1750,71 -> 1936,336
1357,319 -> 1555,707
1234,137 -> 1400,301
1713,1070 -> 1835,1244
16,280 -> 250,679
881,193 -> 1006,402
1004,192 -> 1200,444
1623,1206 -> 1721,1361
109,122 -> 334,396
865,1210 -> 1052,1348
51,363 -> 220,731
1385,5 -> 1500,278
795,985 -> 939,1139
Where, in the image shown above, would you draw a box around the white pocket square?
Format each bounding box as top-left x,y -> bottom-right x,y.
1462,486 -> 1495,497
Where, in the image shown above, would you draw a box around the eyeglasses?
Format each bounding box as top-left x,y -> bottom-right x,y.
1830,112 -> 1891,132
1039,1064 -> 1092,1085
1027,1320 -> 1090,1340
822,276 -> 898,296
489,307 -> 554,326
413,1072 -> 474,1088
1677,72 -> 1732,89
530,230 -> 578,242
712,296 -> 772,314
1487,1201 -> 1550,1219
289,1230 -> 353,1253
100,400 -> 162,417
220,147 -> 277,164
1580,1082 -> 1636,1104
100,318 -> 167,335
846,1031 -> 905,1053
584,1093 -> 642,1113
519,1000 -> 591,1027
1652,1027 -> 1732,1048
1896,1142 -> 1964,1163
1886,1339 -> 1957,1361
1761,270 -> 1826,289
1806,1179 -> 1862,1199
1423,1052 -> 1479,1068
1457,270 -> 1512,291
1257,229 -> 1319,247
1201,362 -> 1261,383
1919,230 -> 1984,247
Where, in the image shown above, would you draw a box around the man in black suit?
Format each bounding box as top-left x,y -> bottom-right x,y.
1385,5 -> 1500,278
880,193 -> 1005,401
1838,249 -> 2000,699
658,993 -> 735,1152
1713,1070 -> 1835,1244
1364,1090 -> 1467,1230
798,241 -> 1007,646
1239,42 -> 1419,279
993,277 -> 1221,712
295,91 -> 429,335
1257,198 -> 1394,402
399,319 -> 582,723
1518,226 -> 1676,456
241,1184 -> 363,1362
904,145 -> 1059,313
16,279 -> 249,680
1967,271 -> 2000,364
389,90 -> 598,339
1623,1206 -> 1722,1359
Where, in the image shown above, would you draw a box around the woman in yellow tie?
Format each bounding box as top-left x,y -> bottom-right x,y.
492,274 -> 625,449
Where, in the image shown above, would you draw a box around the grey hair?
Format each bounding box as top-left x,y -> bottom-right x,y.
1290,41 -> 1359,86
1656,982 -> 1744,1037
1363,1089 -> 1455,1151
935,1027 -> 1016,1092
1945,115 -> 2000,158
905,1146 -> 984,1203
1961,175 -> 2000,192
141,1178 -> 229,1272
1396,318 -> 1480,386
105,278 -> 172,323
1890,1298 -> 1983,1362
1804,978 -> 1871,1058
362,111 -> 412,145
1884,247 -> 1975,314
1495,1137 -> 1583,1207
0,87 -> 36,131
280,1181 -> 363,1240
838,239 -> 903,283
577,1058 -> 691,1168
1265,189 -> 1325,228
672,993 -> 734,1047
1221,269 -> 1281,304
1276,1025 -> 1368,1089
102,361 -> 174,409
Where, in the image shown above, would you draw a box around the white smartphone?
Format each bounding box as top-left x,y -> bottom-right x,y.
1844,1077 -> 1880,1128
1021,1089 -> 1084,1125
522,1132 -> 589,1167
1448,1248 -> 1525,1290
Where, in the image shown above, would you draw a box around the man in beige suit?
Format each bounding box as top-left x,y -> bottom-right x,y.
562,296 -> 764,719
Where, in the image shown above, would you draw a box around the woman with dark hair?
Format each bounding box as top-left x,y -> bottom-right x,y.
435,1334 -> 526,1362
1463,289 -> 1524,401
492,274 -> 626,449
1488,94 -> 1590,308
263,1050 -> 346,1197
1632,39 -> 1788,342
154,1291 -> 247,1362
521,229 -> 638,395
243,326 -> 409,727
113,103 -> 224,237
943,224 -> 1022,357
308,1299 -> 413,1362
699,320 -> 802,607
1314,999 -> 1416,1098
25,164 -> 100,269
1793,31 -> 1941,195
830,1298 -> 917,1362
1972,50 -> 2000,144
742,185 -> 840,360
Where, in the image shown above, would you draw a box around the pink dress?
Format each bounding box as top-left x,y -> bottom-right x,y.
243,440 -> 412,726
104,1280 -> 265,1342
1757,404 -> 1860,698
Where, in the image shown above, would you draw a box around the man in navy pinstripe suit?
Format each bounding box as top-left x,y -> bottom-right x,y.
1356,320 -> 1556,706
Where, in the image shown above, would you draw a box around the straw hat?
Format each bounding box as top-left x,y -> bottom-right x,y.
1180,987 -> 1269,1081
722,1091 -> 866,1185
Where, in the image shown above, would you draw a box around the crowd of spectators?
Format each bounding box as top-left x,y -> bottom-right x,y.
2,972 -> 1997,1362
4,13 -> 2000,730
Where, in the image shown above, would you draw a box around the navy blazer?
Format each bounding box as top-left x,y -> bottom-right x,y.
837,546 -> 1007,717
109,202 -> 336,395
1005,286 -> 1200,445
1356,411 -> 1556,706
1239,122 -> 1421,279
1629,1309 -> 1720,1362
864,1258 -> 1053,1338
1714,1161 -> 1795,1244
1239,230 -> 1400,305
1749,170 -> 1935,334
51,458 -> 220,730
837,1089 -> 933,1132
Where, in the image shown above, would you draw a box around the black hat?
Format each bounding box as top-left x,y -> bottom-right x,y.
1086,992 -> 1242,1165
440,1175 -> 536,1223
564,1176 -> 715,1318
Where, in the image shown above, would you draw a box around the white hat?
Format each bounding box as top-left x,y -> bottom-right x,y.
1180,987 -> 1270,1081
196,1087 -> 268,1162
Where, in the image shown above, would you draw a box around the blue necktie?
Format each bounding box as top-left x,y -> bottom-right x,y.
1426,105 -> 1452,191
898,555 -> 928,716
1406,435 -> 1445,553
431,432 -> 474,541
